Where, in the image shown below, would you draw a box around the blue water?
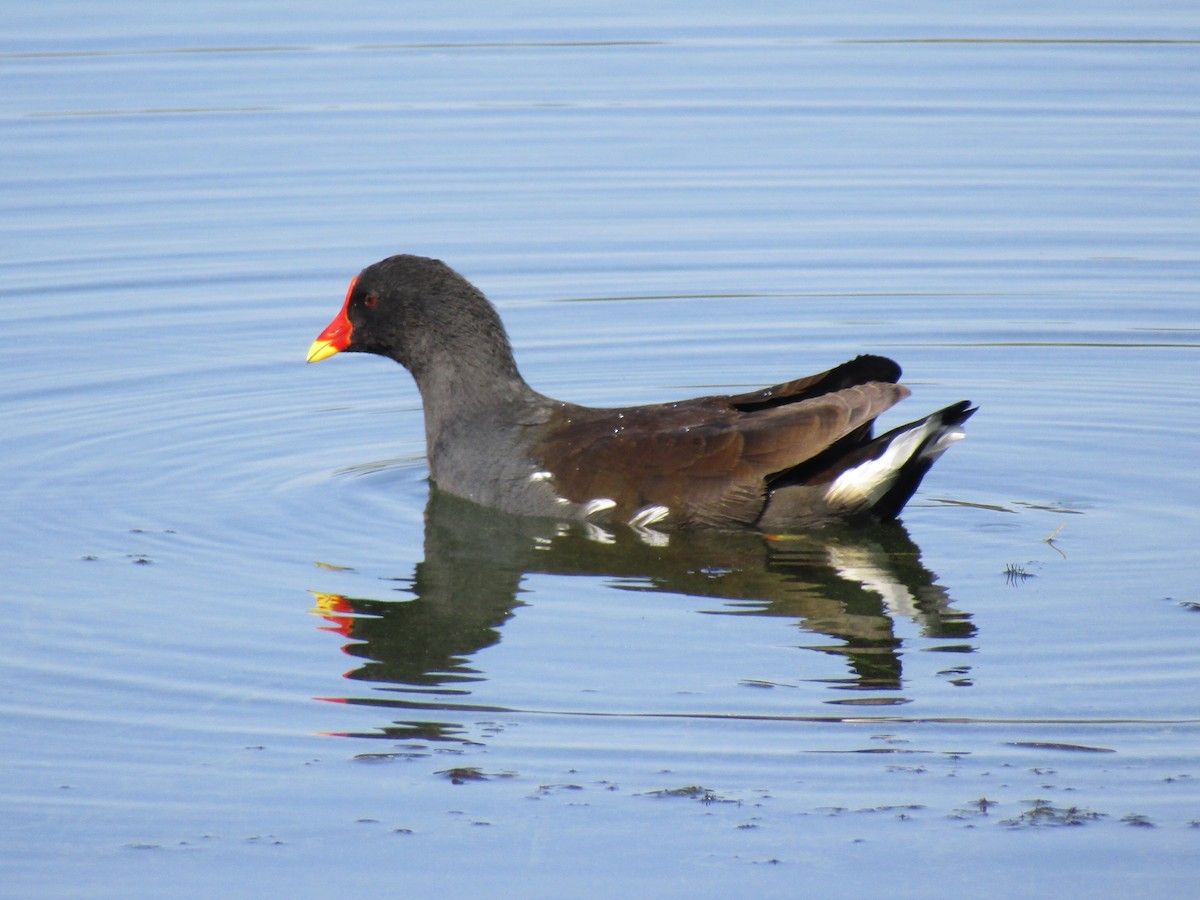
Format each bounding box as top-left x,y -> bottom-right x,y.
3,4 -> 1200,897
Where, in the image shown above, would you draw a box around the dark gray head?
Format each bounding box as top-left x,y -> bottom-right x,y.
308,255 -> 524,389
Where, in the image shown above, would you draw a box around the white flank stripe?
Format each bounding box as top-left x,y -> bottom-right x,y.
582,498 -> 617,519
628,505 -> 670,528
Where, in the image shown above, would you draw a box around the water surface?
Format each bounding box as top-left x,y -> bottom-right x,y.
3,3 -> 1199,897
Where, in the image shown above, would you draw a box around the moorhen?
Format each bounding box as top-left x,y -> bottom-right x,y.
308,255 -> 974,531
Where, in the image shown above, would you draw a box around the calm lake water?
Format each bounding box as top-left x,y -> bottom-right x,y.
3,3 -> 1199,897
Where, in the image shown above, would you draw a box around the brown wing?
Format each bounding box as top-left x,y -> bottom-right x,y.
534,375 -> 910,528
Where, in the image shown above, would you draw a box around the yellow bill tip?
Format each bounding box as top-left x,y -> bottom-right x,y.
306,338 -> 341,364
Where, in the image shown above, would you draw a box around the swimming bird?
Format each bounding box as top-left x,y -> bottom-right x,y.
308,255 -> 974,531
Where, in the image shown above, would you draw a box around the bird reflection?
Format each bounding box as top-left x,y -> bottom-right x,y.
312,490 -> 974,741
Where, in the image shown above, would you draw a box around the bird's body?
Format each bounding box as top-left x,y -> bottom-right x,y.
308,255 -> 974,531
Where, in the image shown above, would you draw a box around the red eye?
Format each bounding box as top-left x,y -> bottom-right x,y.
363,294 -> 379,309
